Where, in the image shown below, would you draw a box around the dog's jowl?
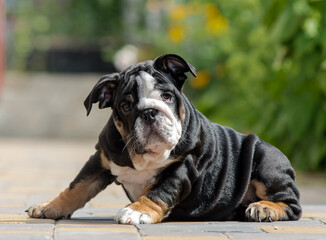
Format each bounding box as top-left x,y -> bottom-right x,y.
27,54 -> 302,224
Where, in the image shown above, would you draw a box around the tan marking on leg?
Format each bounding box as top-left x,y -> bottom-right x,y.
251,179 -> 268,200
128,196 -> 168,223
129,156 -> 183,221
100,152 -> 111,170
27,179 -> 101,220
246,200 -> 289,222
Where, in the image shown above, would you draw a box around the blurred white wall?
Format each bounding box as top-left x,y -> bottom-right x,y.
0,73 -> 111,139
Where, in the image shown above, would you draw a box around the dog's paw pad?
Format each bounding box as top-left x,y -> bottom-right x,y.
115,207 -> 153,224
245,201 -> 286,222
27,204 -> 49,218
27,201 -> 68,220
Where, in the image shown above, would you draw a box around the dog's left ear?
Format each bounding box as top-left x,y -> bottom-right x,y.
84,73 -> 119,116
153,54 -> 197,90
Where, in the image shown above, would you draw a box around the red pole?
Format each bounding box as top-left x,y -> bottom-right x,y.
0,0 -> 4,92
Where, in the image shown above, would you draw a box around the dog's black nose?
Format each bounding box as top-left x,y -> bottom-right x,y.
140,108 -> 158,124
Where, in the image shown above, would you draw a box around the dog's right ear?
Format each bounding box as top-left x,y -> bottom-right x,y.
84,73 -> 119,116
153,54 -> 196,91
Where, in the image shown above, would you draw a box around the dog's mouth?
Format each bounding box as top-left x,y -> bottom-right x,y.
134,145 -> 166,159
143,149 -> 160,158
136,148 -> 154,155
134,130 -> 168,155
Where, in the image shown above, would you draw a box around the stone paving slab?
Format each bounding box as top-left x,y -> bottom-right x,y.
0,223 -> 53,240
226,233 -> 326,240
54,224 -> 141,240
136,222 -> 262,236
1,138 -> 326,239
142,237 -> 228,240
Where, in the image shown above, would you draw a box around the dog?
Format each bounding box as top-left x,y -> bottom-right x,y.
27,54 -> 301,224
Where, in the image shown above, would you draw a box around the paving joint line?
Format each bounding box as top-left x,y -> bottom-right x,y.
52,220 -> 58,240
134,224 -> 145,239
224,232 -> 235,239
259,225 -> 269,234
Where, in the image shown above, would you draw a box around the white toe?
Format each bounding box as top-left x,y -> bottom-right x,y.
115,207 -> 153,224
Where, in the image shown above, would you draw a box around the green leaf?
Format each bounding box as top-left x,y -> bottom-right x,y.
269,2 -> 301,43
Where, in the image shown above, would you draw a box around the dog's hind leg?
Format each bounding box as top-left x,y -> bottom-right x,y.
244,141 -> 302,222
27,151 -> 115,220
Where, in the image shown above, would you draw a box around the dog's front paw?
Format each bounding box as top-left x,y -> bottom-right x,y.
115,197 -> 167,224
27,198 -> 71,220
245,200 -> 288,222
115,207 -> 154,224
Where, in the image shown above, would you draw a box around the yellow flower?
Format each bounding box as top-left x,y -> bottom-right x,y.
168,24 -> 185,44
206,15 -> 228,35
191,70 -> 211,89
205,3 -> 220,20
204,3 -> 228,35
170,5 -> 186,20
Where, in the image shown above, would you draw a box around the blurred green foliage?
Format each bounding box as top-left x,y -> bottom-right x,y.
7,0 -> 124,69
156,0 -> 326,172
7,0 -> 326,172
157,0 -> 326,173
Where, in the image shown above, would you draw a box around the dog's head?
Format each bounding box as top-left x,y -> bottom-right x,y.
84,54 -> 196,164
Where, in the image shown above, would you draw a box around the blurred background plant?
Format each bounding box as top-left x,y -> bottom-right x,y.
4,0 -> 326,173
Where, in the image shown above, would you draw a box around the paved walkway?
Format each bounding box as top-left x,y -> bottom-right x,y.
1,139 -> 326,240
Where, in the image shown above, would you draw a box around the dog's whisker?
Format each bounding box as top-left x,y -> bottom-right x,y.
122,131 -> 135,153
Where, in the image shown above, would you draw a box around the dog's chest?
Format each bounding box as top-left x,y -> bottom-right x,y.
109,157 -> 171,202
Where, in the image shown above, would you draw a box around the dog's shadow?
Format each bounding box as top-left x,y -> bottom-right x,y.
59,216 -> 116,224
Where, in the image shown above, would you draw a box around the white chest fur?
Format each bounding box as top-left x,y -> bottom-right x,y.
109,153 -> 173,202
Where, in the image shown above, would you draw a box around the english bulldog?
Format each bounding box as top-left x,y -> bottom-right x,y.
27,54 -> 301,224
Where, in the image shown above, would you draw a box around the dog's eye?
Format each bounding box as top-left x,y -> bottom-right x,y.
121,103 -> 130,113
161,93 -> 172,102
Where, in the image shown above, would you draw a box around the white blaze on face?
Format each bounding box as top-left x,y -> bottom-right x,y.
134,71 -> 182,162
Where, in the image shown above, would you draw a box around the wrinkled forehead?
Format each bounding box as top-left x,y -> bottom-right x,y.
136,71 -> 158,98
118,65 -> 173,99
117,71 -> 151,94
